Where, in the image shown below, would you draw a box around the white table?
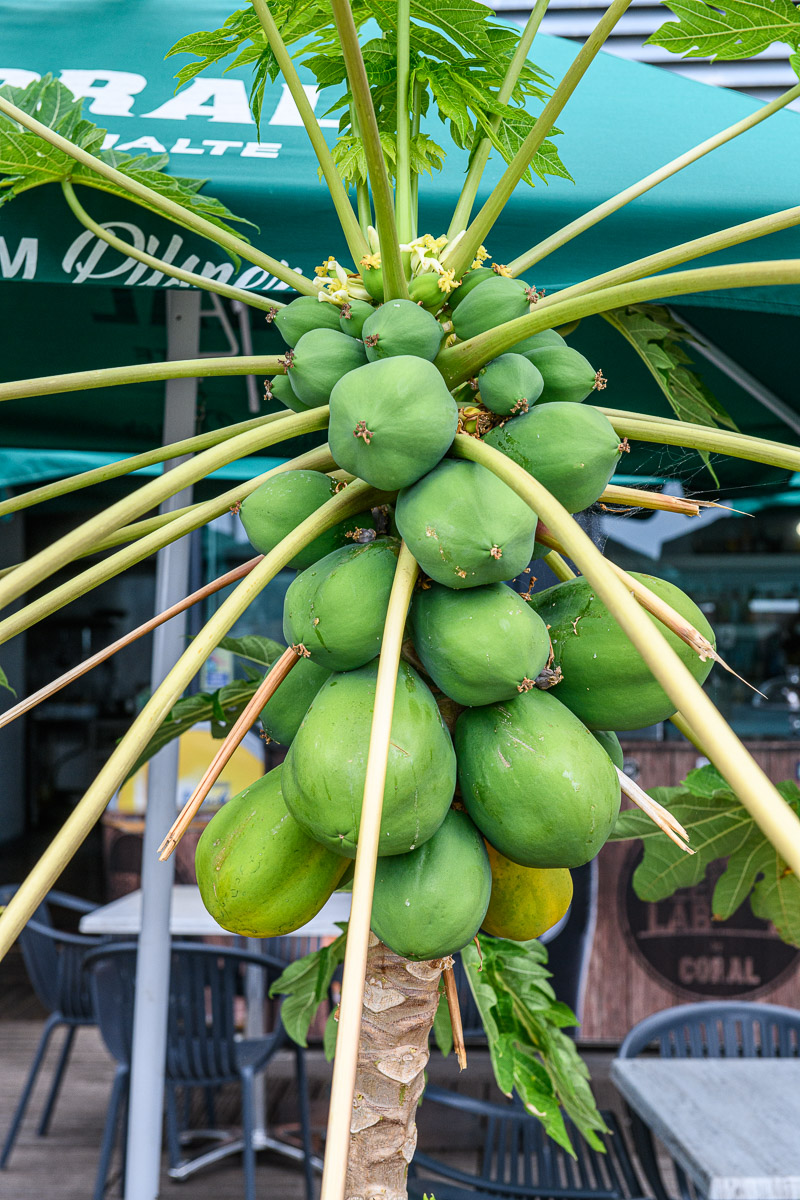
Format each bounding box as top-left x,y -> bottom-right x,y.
81,886 -> 351,1179
611,1058 -> 800,1200
79,884 -> 352,938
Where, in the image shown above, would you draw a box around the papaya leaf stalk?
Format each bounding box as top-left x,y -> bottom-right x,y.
0,356 -> 284,406
0,412 -> 291,520
320,543 -> 419,1200
442,0 -> 634,279
508,82 -> 800,276
544,205 -> 800,308
437,259 -> 800,385
0,479 -> 380,962
0,558 -> 263,731
447,0 -> 551,240
0,94 -> 317,297
0,413 -> 331,621
329,0 -> 408,300
451,435 -> 800,880
596,409 -> 800,472
395,0 -> 413,245
250,0 -> 369,265
0,445 -> 337,645
60,181 -> 284,315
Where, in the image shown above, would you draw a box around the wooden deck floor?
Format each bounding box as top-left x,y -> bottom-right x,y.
0,1020 -> 654,1200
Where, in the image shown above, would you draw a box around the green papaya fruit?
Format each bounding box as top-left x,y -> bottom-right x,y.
512,328 -> 566,358
410,582 -> 550,705
484,403 -> 622,513
452,276 -> 533,342
395,459 -> 537,589
259,654 -> 331,745
447,266 -> 495,311
328,357 -> 458,491
339,299 -> 375,338
591,729 -> 624,771
273,295 -> 342,348
477,353 -> 544,416
529,573 -> 716,729
408,273 -> 447,311
195,765 -> 348,936
362,298 -> 444,363
360,263 -> 384,301
370,809 -> 491,960
268,373 -> 310,413
283,537 -> 401,671
455,688 -> 621,868
239,470 -> 375,569
281,661 -> 456,858
288,328 -> 367,409
524,344 -> 600,404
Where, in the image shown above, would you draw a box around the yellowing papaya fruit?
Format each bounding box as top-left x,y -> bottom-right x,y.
530,574 -> 716,729
395,459 -> 537,589
274,295 -> 342,347
481,846 -> 573,941
328,356 -> 458,490
259,654 -> 331,745
362,298 -> 444,362
287,327 -> 367,409
477,353 -> 544,416
281,661 -> 456,858
195,765 -> 348,937
239,470 -> 375,569
370,809 -> 491,960
283,537 -> 401,671
339,298 -> 375,338
484,402 -> 622,513
410,581 -> 550,705
455,688 -> 620,868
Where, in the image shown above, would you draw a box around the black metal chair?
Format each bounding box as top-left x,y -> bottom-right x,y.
85,940 -> 314,1200
616,1001 -> 800,1200
409,1085 -> 650,1199
0,886 -> 104,1169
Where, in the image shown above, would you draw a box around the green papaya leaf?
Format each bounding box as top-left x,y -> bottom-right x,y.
269,925 -> 347,1047
217,635 -> 285,669
0,76 -> 254,244
611,765 -> 800,947
647,0 -> 800,62
0,666 -> 16,697
460,936 -> 609,1154
432,983 -> 453,1058
124,677 -> 261,779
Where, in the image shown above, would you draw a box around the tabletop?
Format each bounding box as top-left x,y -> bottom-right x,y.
611,1057 -> 800,1200
79,885 -> 352,939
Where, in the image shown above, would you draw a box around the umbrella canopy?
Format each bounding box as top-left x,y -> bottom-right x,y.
2,0 -> 800,487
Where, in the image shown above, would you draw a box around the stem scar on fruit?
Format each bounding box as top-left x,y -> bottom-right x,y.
594,369 -> 608,390
353,420 -> 374,444
618,437 -> 631,453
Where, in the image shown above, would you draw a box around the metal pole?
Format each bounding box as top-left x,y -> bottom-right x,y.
125,290 -> 201,1200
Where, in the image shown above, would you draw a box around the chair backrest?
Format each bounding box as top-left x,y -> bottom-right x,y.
413,1086 -> 638,1200
0,885 -> 100,1019
86,941 -> 288,1086
618,1000 -> 800,1060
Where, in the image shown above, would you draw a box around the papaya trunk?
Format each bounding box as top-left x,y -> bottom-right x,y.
345,935 -> 447,1200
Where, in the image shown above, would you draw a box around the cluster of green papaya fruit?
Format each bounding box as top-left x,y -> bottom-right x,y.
196,263 -> 716,962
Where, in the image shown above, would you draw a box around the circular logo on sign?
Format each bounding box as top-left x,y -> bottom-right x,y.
619,845 -> 800,1000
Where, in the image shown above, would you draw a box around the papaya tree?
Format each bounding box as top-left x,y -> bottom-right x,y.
2,1 -> 800,1198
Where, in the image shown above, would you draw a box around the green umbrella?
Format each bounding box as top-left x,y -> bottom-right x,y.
2,0 -> 800,481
